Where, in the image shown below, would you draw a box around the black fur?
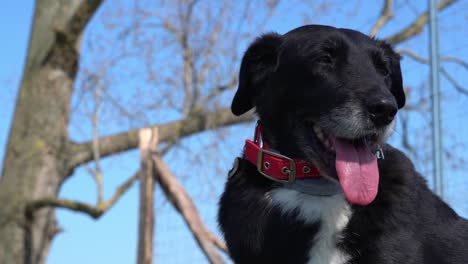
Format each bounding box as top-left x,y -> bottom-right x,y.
218,25 -> 468,264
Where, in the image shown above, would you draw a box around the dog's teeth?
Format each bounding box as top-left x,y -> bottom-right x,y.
313,126 -> 324,140
313,125 -> 321,134
317,133 -> 324,141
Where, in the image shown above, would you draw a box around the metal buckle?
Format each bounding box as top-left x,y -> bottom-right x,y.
257,148 -> 296,183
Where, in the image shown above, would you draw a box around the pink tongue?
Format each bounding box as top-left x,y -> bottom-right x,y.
332,138 -> 379,205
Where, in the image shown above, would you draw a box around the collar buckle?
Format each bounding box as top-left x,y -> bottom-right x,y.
257,148 -> 296,183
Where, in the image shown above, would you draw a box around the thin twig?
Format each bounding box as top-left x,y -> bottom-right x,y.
399,112 -> 415,156
197,2 -> 229,91
92,76 -> 104,203
398,49 -> 468,95
197,80 -> 237,109
440,68 -> 468,95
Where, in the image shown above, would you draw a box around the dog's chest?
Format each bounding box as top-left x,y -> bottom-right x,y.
270,189 -> 352,264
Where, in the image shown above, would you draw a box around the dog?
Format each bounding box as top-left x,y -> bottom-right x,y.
218,25 -> 468,264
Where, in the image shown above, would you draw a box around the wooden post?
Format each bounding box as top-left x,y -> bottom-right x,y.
137,128 -> 158,264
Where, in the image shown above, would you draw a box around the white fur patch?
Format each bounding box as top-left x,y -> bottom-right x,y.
270,188 -> 352,264
382,119 -> 396,142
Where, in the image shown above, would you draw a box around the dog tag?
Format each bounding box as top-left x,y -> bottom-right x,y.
375,147 -> 384,160
228,158 -> 240,178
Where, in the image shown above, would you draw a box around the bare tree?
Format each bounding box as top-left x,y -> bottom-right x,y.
0,0 -> 466,263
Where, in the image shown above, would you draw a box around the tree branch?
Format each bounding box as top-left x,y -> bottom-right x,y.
397,49 -> 468,95
54,0 -> 103,42
397,49 -> 430,63
137,128 -> 157,264
398,49 -> 468,67
442,56 -> 468,70
26,171 -> 140,219
152,153 -> 227,264
370,0 -> 393,36
26,198 -> 103,219
25,0 -> 103,75
385,0 -> 457,45
68,108 -> 255,171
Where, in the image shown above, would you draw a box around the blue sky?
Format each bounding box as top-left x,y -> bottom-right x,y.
0,1 -> 467,264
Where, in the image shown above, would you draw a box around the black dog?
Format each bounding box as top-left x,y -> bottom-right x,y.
218,25 -> 468,264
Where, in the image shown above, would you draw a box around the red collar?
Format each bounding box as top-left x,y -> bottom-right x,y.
243,123 -> 321,182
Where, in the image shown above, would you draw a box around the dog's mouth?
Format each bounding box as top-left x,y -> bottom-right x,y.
309,124 -> 380,206
312,125 -> 380,154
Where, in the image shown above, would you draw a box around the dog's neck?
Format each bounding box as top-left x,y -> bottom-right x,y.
281,178 -> 343,197
257,119 -> 308,159
250,121 -> 343,197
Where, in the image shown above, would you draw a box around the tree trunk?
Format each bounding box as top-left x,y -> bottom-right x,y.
0,1 -> 94,263
0,66 -> 72,264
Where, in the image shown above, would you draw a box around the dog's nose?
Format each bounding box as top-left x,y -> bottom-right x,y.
367,98 -> 398,126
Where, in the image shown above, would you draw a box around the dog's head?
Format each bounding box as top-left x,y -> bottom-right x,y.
232,25 -> 405,205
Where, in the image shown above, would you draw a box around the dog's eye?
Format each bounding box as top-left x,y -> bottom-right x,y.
317,55 -> 333,65
373,57 -> 390,77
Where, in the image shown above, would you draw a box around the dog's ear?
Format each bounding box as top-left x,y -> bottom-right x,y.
380,41 -> 406,109
231,33 -> 283,116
